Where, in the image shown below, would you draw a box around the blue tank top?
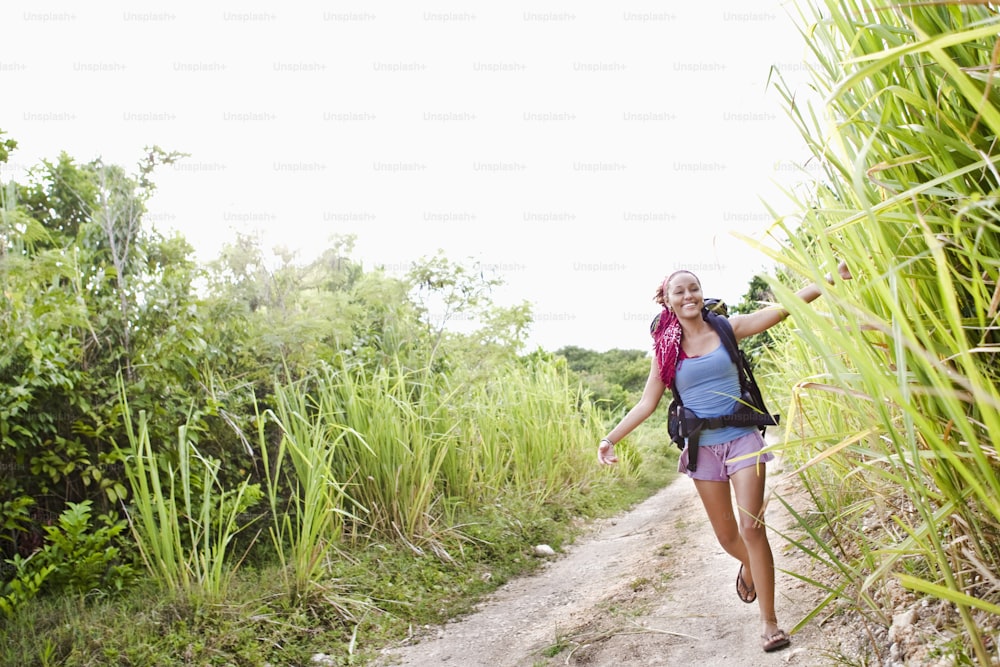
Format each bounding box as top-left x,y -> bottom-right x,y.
673,344 -> 754,446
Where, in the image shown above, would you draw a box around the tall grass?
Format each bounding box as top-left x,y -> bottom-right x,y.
756,1 -> 1000,662
113,349 -> 625,618
118,388 -> 262,602
323,360 -> 455,552
445,357 -> 623,505
257,356 -> 625,567
256,376 -> 361,601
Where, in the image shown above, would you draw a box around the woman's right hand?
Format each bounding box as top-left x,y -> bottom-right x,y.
598,439 -> 618,466
826,260 -> 853,283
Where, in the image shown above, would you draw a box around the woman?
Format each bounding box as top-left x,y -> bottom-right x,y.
597,263 -> 851,653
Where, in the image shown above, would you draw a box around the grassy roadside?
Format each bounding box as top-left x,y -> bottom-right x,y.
0,428 -> 674,667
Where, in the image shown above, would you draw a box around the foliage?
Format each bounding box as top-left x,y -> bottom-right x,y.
1,144 -> 209,558
17,152 -> 99,244
0,478 -> 649,667
1,130 -> 669,663
443,355 -> 623,507
405,251 -> 534,379
0,130 -> 16,164
255,353 -> 624,568
203,232 -> 424,383
0,557 -> 54,621
256,375 -> 358,602
23,501 -> 135,597
117,395 -> 262,602
0,500 -> 134,619
552,345 -> 650,412
755,1 -> 1000,662
406,250 -> 505,366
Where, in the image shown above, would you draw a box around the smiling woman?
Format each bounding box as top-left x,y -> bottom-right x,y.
598,263 -> 851,653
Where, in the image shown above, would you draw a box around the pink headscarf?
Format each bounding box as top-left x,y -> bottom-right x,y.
652,307 -> 682,388
653,270 -> 699,388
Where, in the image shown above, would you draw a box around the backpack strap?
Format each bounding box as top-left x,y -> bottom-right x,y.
705,309 -> 778,426
668,309 -> 740,407
704,311 -> 744,391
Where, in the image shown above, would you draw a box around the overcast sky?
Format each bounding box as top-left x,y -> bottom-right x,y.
2,1 -> 825,352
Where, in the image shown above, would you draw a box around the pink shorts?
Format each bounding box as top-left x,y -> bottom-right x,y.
677,430 -> 773,481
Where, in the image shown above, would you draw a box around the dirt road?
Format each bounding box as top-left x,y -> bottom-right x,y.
373,461 -> 863,667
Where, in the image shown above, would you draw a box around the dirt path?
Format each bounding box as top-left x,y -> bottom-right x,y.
373,460 -> 862,667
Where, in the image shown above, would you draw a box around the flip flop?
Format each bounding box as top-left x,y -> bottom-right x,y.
761,629 -> 791,652
737,563 -> 756,603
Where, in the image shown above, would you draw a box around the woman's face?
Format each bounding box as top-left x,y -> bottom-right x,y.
666,272 -> 703,317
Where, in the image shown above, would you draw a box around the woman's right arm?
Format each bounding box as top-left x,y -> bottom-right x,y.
598,356 -> 667,465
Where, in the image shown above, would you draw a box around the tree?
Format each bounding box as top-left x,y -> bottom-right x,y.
0,129 -> 17,164
17,153 -> 100,246
0,140 -> 203,563
553,346 -> 650,412
405,252 -> 533,378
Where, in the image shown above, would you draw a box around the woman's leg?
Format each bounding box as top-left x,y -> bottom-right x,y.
730,463 -> 786,646
692,479 -> 751,572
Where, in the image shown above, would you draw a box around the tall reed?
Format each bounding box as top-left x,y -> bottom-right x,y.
319,360 -> 455,553
256,376 -> 361,601
444,357 -> 618,505
757,1 -> 1000,661
118,387 -> 261,601
258,355 -> 623,566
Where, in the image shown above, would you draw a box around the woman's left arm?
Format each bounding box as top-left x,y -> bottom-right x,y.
730,261 -> 852,341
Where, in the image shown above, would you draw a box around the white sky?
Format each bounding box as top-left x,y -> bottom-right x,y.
1,1 -> 825,352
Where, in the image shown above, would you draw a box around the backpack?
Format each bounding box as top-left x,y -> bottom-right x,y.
652,299 -> 779,471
